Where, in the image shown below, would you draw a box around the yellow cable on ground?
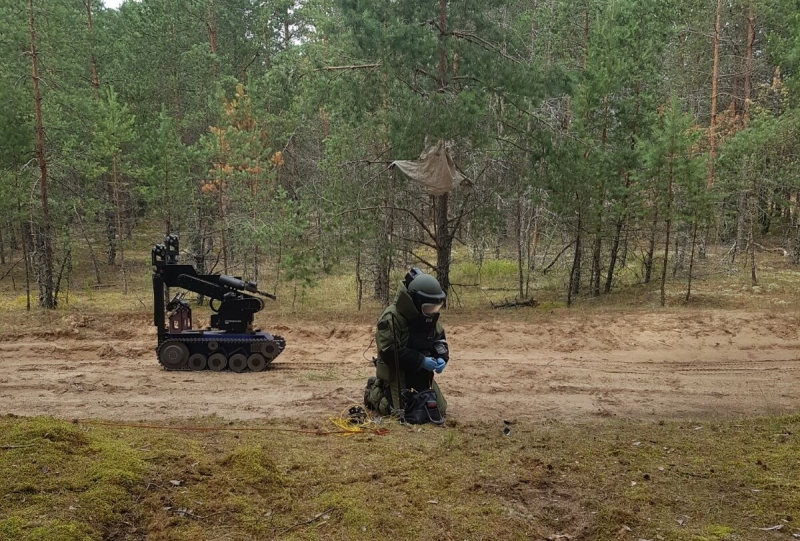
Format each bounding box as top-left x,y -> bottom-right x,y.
78,416 -> 389,436
328,405 -> 388,436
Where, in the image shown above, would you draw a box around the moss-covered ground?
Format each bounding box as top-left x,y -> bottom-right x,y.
1,414 -> 798,540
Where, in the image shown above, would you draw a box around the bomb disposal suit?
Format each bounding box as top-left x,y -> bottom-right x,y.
364,269 -> 449,416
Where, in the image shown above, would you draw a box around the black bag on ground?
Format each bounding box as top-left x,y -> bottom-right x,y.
402,388 -> 444,425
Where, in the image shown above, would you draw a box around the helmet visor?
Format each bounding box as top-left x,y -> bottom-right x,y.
421,302 -> 443,315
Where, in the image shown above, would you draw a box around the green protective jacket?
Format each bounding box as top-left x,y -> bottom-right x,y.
374,283 -> 448,414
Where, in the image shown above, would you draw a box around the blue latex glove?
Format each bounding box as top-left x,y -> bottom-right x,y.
421,356 -> 438,371
434,358 -> 447,374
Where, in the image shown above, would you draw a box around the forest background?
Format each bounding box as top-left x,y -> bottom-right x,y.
3,3 -> 800,540
1,0 -> 800,312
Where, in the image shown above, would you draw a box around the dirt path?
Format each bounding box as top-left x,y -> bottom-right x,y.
0,309 -> 798,423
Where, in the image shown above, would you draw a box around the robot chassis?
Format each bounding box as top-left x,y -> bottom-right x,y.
152,235 -> 285,372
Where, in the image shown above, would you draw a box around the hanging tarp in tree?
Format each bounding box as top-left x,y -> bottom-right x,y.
391,140 -> 466,196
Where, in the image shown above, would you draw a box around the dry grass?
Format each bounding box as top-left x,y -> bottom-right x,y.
1,231 -> 798,321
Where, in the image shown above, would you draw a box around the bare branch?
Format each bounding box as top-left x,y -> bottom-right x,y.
0,259 -> 23,281
406,249 -> 437,270
542,241 -> 575,274
449,30 -> 522,64
424,19 -> 522,64
314,62 -> 381,72
327,205 -> 435,243
396,234 -> 436,250
341,159 -> 393,167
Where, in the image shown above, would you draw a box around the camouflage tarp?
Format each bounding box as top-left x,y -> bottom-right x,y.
391,140 -> 465,196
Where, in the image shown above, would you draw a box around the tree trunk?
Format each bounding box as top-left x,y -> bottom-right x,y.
373,166 -> 393,305
112,154 -> 127,294
516,195 -> 524,299
168,24 -> 181,120
660,218 -> 671,307
21,215 -> 32,311
582,7 -> 589,70
672,225 -> 688,278
605,217 -> 623,293
758,186 -> 771,235
163,150 -> 171,235
432,0 -> 454,299
525,206 -> 540,298
86,0 -> 100,100
251,158 -> 261,284
698,227 -> 708,259
660,167 -> 674,307
435,193 -> 452,298
74,205 -> 101,284
734,189 -> 747,263
591,95 -> 610,297
8,220 -> 19,251
438,0 -> 447,89
707,0 -> 722,189
206,0 -> 218,76
283,12 -> 291,50
749,183 -> 758,285
591,234 -> 601,296
620,229 -> 628,269
733,7 -> 755,263
609,80 -> 637,293
192,215 -> 209,305
645,208 -> 658,284
27,0 -> 55,309
218,170 -> 228,274
105,206 -> 116,265
744,1 -> 754,121
568,210 -> 582,306
373,238 -> 391,304
685,220 -> 698,302
356,249 -> 363,311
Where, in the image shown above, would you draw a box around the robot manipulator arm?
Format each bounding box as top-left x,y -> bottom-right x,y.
219,275 -> 277,300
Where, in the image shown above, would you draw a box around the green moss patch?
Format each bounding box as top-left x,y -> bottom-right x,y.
1,414 -> 799,540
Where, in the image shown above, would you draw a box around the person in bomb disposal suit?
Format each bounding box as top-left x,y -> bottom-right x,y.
364,268 -> 449,420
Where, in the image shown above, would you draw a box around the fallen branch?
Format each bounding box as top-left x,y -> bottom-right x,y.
480,286 -> 517,291
171,508 -> 226,521
276,507 -> 335,537
752,242 -> 788,256
490,298 -> 538,309
0,443 -> 36,450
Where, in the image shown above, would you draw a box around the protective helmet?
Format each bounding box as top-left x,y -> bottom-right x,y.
407,272 -> 446,315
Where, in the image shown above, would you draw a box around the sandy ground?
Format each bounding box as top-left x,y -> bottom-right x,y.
0,309 -> 798,423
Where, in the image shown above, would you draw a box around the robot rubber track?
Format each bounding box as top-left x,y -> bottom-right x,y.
152,235 -> 286,372
157,334 -> 286,372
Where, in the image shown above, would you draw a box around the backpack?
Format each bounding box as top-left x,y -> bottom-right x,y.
401,388 -> 444,425
364,378 -> 445,425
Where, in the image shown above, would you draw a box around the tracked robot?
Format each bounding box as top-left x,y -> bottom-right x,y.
152,234 -> 285,372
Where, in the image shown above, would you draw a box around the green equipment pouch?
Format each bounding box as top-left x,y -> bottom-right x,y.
374,356 -> 405,415
363,376 -> 393,416
375,358 -> 391,381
